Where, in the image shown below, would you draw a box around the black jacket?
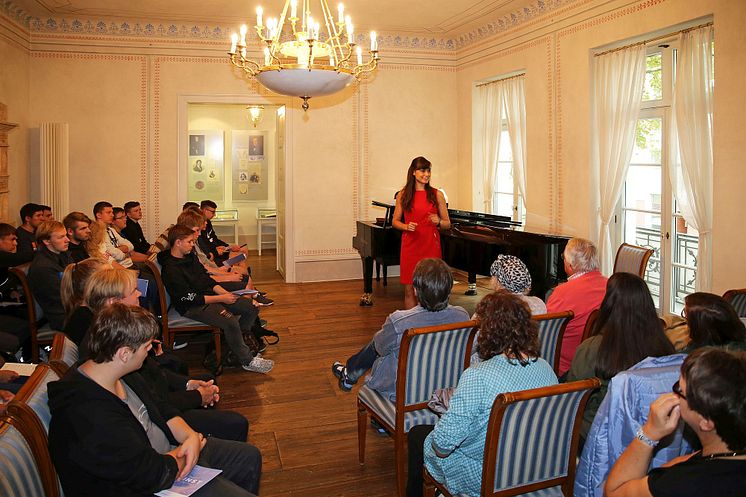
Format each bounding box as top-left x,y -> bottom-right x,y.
14,226 -> 36,259
47,368 -> 180,497
121,217 -> 151,254
27,246 -> 71,329
0,249 -> 33,300
67,241 -> 90,263
199,219 -> 228,261
157,250 -> 217,314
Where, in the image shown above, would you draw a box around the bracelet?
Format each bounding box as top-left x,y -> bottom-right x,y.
635,426 -> 659,448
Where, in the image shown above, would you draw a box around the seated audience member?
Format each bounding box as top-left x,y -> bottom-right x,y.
681,292 -> 746,352
200,200 -> 246,262
27,220 -> 72,330
120,201 -> 151,254
48,304 -> 262,497
407,291 -> 559,497
332,258 -> 469,396
15,202 -> 45,258
66,267 -> 249,442
94,201 -> 135,267
486,254 -> 546,315
40,204 -> 53,221
183,201 -> 200,210
0,223 -> 31,358
605,347 -> 746,497
567,272 -> 675,440
158,225 -> 274,374
547,237 -> 608,376
63,211 -> 93,263
86,220 -> 120,264
60,258 -> 108,344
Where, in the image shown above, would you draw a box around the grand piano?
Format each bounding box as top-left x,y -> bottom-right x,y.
352,202 -> 569,305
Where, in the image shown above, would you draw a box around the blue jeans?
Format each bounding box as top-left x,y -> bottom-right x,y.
345,340 -> 379,384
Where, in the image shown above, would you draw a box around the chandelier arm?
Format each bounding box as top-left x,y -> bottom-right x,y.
353,56 -> 379,78
230,54 -> 260,76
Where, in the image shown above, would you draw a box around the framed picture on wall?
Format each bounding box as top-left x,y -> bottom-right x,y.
232,130 -> 268,201
187,130 -> 224,202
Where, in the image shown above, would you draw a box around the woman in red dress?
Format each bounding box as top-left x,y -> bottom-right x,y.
392,156 -> 451,309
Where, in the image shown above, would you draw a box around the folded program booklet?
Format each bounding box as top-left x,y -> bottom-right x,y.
155,465 -> 222,497
231,289 -> 258,296
0,362 -> 37,376
222,252 -> 247,267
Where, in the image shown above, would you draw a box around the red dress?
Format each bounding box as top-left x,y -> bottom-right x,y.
400,190 -> 442,284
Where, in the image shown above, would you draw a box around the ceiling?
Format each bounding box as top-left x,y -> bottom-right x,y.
12,0 -> 539,37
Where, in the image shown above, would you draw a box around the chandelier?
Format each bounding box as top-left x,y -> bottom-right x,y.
228,0 -> 380,111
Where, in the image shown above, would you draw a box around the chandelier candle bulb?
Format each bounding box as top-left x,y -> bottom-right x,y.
230,33 -> 238,54
241,46 -> 247,58
264,47 -> 271,65
256,7 -> 263,28
356,46 -> 362,65
290,0 -> 297,18
370,31 -> 377,51
338,3 -> 344,23
239,24 -> 247,46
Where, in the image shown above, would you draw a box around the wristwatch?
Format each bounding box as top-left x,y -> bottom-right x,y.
635,426 -> 659,448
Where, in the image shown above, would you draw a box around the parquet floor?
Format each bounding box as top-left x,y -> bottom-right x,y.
176,251 -> 491,497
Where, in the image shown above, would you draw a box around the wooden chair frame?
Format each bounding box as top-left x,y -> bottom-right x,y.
4,364 -> 61,497
423,378 -> 601,497
533,311 -> 574,375
581,308 -> 600,344
613,243 -> 654,278
48,333 -> 75,375
143,260 -> 221,364
723,288 -> 746,317
357,320 -> 478,497
9,266 -> 55,362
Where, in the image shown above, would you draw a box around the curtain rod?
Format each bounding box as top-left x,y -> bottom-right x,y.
593,21 -> 713,58
475,72 -> 526,88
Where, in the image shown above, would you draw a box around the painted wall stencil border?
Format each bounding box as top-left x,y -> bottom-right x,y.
30,51 -> 149,227
555,0 -> 669,232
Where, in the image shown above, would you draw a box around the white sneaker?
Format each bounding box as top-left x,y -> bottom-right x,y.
241,356 -> 274,373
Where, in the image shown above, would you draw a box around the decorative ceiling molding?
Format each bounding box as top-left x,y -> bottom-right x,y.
3,0 -> 574,52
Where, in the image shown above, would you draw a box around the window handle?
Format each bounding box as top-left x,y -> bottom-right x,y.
665,232 -> 670,240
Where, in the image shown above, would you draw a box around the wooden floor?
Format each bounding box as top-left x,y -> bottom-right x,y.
176,251 -> 491,497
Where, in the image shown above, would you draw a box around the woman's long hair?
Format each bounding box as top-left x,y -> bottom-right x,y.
85,221 -> 108,259
60,258 -> 108,321
685,292 -> 746,349
476,291 -> 540,366
593,273 -> 674,379
399,156 -> 438,212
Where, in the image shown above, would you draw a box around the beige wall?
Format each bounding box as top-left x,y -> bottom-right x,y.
454,0 -> 746,294
0,17 -> 29,224
1,0 -> 744,290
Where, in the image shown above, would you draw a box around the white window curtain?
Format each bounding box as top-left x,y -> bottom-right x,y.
503,76 -> 528,206
476,83 -> 503,213
670,25 -> 714,291
592,45 -> 647,273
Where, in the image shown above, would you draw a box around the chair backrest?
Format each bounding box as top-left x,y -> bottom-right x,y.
0,421 -> 52,497
483,378 -> 600,497
143,260 -> 170,325
49,333 -> 78,374
581,308 -> 600,343
533,311 -> 574,375
8,266 -> 42,324
613,243 -> 654,278
723,288 -> 746,318
396,320 -> 477,412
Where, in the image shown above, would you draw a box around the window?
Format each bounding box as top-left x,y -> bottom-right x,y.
492,122 -> 524,221
616,45 -> 704,315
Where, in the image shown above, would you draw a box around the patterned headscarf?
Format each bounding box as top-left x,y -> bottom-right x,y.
489,254 -> 532,294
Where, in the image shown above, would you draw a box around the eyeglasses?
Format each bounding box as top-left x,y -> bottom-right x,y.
672,380 -> 687,400
680,307 -> 688,319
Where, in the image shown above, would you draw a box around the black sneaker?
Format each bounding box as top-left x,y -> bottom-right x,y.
254,294 -> 274,306
331,361 -> 354,392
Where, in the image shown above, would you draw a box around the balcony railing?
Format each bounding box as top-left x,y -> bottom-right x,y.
634,227 -> 698,311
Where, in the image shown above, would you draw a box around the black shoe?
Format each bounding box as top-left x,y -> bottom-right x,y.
253,294 -> 274,306
331,362 -> 354,392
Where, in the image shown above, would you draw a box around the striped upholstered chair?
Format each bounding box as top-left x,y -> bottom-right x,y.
9,266 -> 59,362
0,419 -> 59,497
357,320 -> 477,497
612,243 -> 654,278
723,288 -> 746,318
534,311 -> 574,375
423,378 -> 601,497
49,333 -> 79,375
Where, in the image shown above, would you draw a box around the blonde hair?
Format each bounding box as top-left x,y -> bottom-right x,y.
85,221 -> 108,258
35,220 -> 65,243
61,258 -> 108,320
84,267 -> 137,313
564,238 -> 600,273
176,209 -> 205,230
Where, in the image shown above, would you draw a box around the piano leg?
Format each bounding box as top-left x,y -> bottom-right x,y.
360,256 -> 374,306
382,264 -> 388,287
465,272 -> 478,296
375,261 -> 381,281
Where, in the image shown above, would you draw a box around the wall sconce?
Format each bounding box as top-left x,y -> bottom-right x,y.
247,105 -> 264,127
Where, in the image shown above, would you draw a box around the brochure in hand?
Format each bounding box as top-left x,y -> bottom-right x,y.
155,465 -> 222,497
222,252 -> 247,267
231,288 -> 258,296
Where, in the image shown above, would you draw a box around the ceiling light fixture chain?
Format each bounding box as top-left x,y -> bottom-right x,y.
228,0 -> 379,111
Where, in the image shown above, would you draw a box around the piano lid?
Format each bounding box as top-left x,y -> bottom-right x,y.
447,209 -> 522,229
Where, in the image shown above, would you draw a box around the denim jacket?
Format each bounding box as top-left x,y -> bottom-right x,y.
574,354 -> 694,497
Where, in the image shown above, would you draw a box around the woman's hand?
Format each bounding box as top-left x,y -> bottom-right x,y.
428,214 -> 440,226
406,222 -> 418,232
